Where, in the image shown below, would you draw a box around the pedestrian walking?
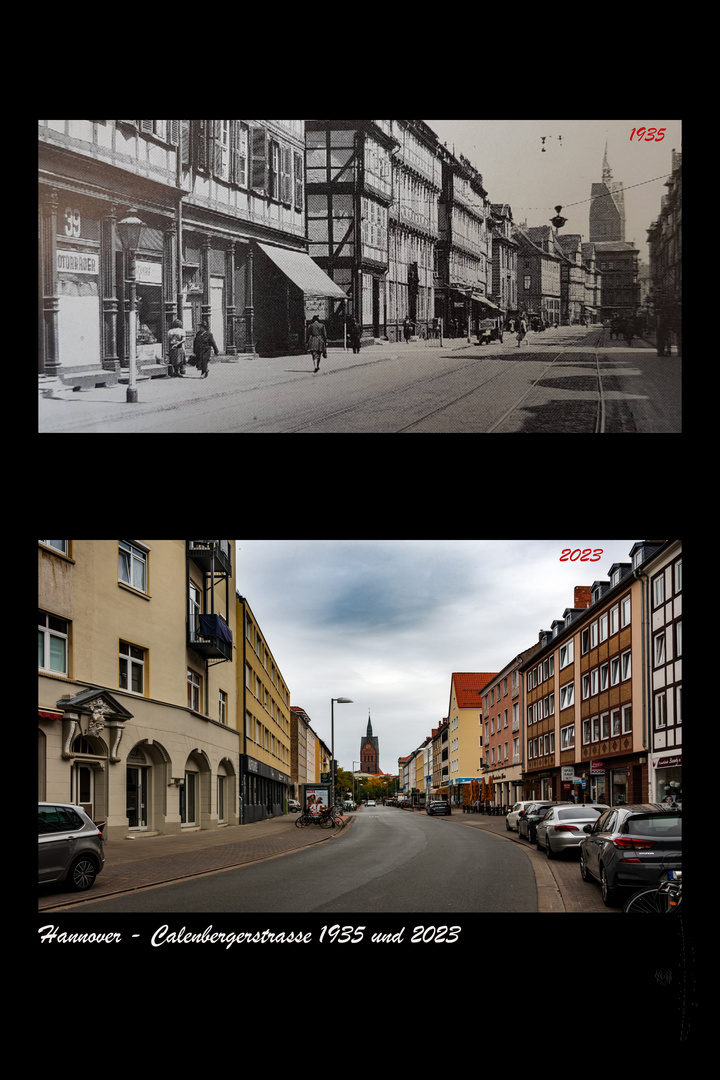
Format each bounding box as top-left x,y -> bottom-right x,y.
347,316 -> 362,355
168,319 -> 186,378
517,314 -> 528,347
193,322 -> 219,378
622,318 -> 635,347
403,317 -> 413,343
306,315 -> 327,372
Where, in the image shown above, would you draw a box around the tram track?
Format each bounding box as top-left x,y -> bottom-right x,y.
287,328 -> 611,434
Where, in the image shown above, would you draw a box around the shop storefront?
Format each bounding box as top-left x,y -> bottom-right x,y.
240,754 -> 291,823
652,752 -> 682,804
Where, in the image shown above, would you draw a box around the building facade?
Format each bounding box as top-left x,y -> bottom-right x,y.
490,204 -> 519,322
647,149 -> 682,354
237,595 -> 292,822
38,120 -> 345,385
644,541 -> 682,802
515,225 -> 562,327
446,672 -> 495,807
436,154 -> 495,338
482,647 -> 539,812
594,241 -> 641,322
38,540 -> 239,842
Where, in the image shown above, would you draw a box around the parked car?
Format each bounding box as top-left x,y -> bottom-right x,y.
506,801 -> 540,832
517,802 -> 555,842
366,799 -> 376,807
426,801 -> 451,816
579,804 -> 682,906
38,802 -> 105,891
288,799 -> 301,812
536,804 -> 610,857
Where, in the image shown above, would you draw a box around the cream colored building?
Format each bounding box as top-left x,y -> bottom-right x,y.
446,673 -> 496,807
38,540 -> 239,841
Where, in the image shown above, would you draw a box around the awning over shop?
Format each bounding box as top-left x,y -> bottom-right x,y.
257,243 -> 348,300
473,294 -> 501,310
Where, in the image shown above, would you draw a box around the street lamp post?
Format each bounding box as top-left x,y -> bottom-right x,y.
116,209 -> 145,404
331,697 -> 353,808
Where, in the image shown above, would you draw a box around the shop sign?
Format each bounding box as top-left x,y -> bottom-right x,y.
654,755 -> 682,769
590,760 -> 605,774
561,766 -> 575,780
136,259 -> 163,285
57,250 -> 99,275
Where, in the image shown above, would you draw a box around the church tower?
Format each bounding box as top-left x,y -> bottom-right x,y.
590,143 -> 626,242
360,713 -> 380,774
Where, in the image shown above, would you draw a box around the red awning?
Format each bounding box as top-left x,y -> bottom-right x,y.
38,709 -> 63,721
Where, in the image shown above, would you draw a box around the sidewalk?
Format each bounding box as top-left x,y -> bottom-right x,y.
38,812 -> 354,910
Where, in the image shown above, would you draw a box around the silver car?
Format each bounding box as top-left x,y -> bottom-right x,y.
38,802 -> 105,891
535,804 -> 609,858
506,801 -> 540,832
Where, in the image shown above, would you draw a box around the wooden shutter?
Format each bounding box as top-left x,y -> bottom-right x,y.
251,127 -> 267,192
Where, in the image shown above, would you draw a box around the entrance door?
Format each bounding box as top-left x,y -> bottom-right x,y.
72,763 -> 94,820
211,276 -> 225,353
127,766 -> 149,828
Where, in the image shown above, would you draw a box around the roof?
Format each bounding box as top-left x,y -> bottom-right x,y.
451,672 -> 497,708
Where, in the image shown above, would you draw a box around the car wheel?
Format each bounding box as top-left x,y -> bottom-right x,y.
68,856 -> 98,891
536,835 -> 543,850
579,852 -> 591,882
546,838 -> 555,859
600,864 -> 617,906
506,820 -> 512,831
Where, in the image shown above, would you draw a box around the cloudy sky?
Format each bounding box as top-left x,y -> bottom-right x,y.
236,539 -> 643,780
424,120 -> 682,258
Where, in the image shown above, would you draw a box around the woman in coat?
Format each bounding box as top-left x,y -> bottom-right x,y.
193,322 -> 219,379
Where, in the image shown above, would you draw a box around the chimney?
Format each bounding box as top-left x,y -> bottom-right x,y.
574,586 -> 592,609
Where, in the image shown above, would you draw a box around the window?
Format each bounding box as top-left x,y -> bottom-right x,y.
559,641 -> 573,669
599,612 -> 608,642
654,631 -> 666,666
38,611 -> 68,674
653,573 -> 665,607
621,595 -> 631,627
219,690 -> 227,725
560,723 -> 575,749
611,709 -> 620,736
582,673 -> 590,699
601,712 -> 610,738
655,692 -> 667,729
610,657 -> 620,686
119,642 -> 145,693
600,663 -> 609,691
119,540 -> 147,593
187,669 -> 202,712
621,649 -> 632,680
622,705 -> 632,733
610,604 -> 619,635
39,540 -> 68,554
560,682 -> 574,709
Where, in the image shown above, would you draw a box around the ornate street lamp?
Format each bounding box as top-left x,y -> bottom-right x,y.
551,206 -> 568,233
116,209 -> 145,403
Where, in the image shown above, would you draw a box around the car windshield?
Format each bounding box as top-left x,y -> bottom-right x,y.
624,814 -> 682,837
533,805 -> 553,815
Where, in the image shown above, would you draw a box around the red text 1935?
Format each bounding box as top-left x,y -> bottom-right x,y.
560,549 -> 603,562
630,127 -> 666,141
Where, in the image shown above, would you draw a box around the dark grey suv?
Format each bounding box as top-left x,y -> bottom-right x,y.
426,801 -> 451,816
38,802 -> 105,891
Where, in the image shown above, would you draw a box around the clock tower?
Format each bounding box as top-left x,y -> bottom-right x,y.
360,713 -> 380,775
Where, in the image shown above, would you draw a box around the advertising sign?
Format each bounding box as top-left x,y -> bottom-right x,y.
302,784 -> 331,814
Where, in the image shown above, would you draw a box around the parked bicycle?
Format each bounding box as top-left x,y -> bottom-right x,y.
295,807 -> 344,830
623,870 -> 682,913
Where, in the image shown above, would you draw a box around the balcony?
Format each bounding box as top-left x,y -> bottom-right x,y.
188,614 -> 233,662
187,540 -> 232,576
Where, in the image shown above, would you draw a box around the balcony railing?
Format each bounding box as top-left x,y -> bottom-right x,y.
188,613 -> 233,662
187,540 -> 232,575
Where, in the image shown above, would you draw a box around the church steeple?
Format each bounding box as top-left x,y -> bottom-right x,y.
367,712 -> 373,737
360,711 -> 380,774
602,141 -> 613,185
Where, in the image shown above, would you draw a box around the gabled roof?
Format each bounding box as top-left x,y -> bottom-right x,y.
450,672 -> 497,708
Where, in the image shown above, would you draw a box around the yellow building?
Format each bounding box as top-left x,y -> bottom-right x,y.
446,672 -> 496,807
237,595 -> 292,822
38,540 -> 239,840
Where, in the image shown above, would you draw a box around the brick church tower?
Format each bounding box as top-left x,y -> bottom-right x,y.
590,143 -> 626,242
360,713 -> 380,774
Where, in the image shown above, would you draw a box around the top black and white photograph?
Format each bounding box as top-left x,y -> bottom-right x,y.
38,119 -> 682,434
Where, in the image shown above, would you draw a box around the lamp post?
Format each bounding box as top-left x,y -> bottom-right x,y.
331,697 -> 353,808
116,209 -> 145,403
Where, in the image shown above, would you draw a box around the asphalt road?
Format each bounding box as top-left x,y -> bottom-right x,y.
58,806 -> 538,915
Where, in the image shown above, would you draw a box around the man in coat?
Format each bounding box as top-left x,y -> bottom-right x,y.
193,322 -> 220,379
306,316 -> 328,373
